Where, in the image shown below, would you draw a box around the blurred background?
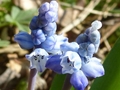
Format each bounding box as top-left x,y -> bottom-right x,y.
0,0 -> 120,90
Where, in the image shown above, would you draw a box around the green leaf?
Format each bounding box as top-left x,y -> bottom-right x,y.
15,9 -> 36,24
70,86 -> 75,90
50,74 -> 66,90
15,79 -> 27,90
5,14 -> 13,22
0,40 -> 10,47
11,6 -> 20,19
90,37 -> 120,90
16,22 -> 30,32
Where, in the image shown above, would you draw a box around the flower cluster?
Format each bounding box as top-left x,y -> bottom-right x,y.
14,1 -> 104,90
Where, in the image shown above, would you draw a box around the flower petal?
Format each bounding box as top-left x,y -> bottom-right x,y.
25,48 -> 49,72
45,55 -> 62,74
60,51 -> 82,74
81,57 -> 104,78
70,70 -> 88,90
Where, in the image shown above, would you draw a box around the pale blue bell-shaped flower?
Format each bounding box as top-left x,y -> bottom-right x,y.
81,57 -> 105,78
70,70 -> 88,90
14,31 -> 34,49
26,48 -> 49,72
60,51 -> 82,74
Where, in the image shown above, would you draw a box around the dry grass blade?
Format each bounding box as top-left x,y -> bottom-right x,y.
58,0 -> 101,34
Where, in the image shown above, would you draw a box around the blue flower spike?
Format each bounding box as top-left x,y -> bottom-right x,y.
14,31 -> 34,49
81,57 -> 104,78
26,48 -> 49,72
60,51 -> 82,74
14,0 -> 104,89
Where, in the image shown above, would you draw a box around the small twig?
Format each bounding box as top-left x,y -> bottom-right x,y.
62,74 -> 72,90
104,40 -> 111,51
2,70 -> 12,90
0,44 -> 28,55
58,0 -> 101,34
100,23 -> 120,43
27,68 -> 38,90
0,68 -> 12,85
60,2 -> 120,18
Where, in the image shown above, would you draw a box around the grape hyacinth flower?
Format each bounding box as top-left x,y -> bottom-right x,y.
14,0 -> 105,90
45,20 -> 104,90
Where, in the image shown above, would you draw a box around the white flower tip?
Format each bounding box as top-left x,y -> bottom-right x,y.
91,20 -> 102,30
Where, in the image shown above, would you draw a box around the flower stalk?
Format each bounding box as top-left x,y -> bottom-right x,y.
62,74 -> 72,90
27,68 -> 37,90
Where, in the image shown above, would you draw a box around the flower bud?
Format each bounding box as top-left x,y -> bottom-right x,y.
31,29 -> 46,45
49,0 -> 58,12
45,11 -> 57,23
14,31 -> 34,49
42,22 -> 57,36
29,16 -> 39,30
39,2 -> 50,14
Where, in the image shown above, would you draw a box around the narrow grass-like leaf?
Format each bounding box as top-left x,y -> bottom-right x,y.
90,37 -> 120,90
50,74 -> 66,90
